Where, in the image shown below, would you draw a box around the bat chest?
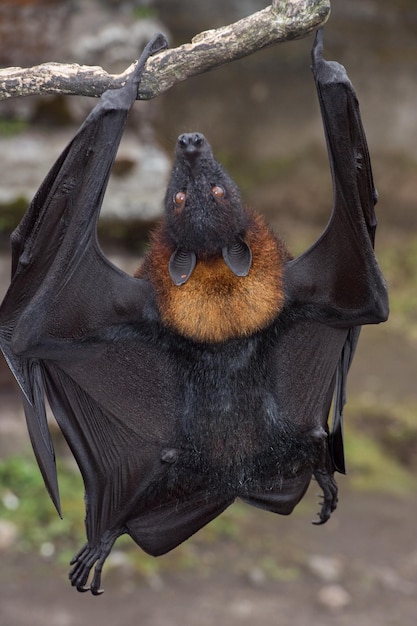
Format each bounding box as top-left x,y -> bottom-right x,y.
155,257 -> 284,343
138,212 -> 288,343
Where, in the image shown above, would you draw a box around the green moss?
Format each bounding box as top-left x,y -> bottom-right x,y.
0,454 -> 85,554
0,119 -> 28,137
378,235 -> 417,337
132,6 -> 158,20
0,196 -> 28,235
344,431 -> 416,494
343,401 -> 417,494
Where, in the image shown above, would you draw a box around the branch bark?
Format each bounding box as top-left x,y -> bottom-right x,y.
0,0 -> 330,101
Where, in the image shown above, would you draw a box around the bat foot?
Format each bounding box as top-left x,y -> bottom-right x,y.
69,530 -> 121,595
312,469 -> 338,525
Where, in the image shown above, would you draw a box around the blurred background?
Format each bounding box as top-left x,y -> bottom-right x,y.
0,1 -> 416,624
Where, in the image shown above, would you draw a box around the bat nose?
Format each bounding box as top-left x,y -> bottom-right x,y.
177,132 -> 206,158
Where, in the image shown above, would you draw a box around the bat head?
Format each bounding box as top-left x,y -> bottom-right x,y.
164,133 -> 249,258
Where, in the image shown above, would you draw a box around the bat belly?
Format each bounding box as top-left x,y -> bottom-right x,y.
125,340 -> 321,556
183,402 -> 313,488
169,334 -> 320,498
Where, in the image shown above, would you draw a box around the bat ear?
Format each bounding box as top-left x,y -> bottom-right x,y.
169,249 -> 197,285
222,240 -> 252,277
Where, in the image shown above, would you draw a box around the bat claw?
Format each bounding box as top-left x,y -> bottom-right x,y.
312,510 -> 329,526
91,585 -> 104,596
130,33 -> 169,90
90,565 -> 105,596
147,33 -> 169,57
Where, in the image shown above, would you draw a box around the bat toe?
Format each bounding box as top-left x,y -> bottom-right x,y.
69,560 -> 90,591
90,572 -> 105,596
76,585 -> 92,593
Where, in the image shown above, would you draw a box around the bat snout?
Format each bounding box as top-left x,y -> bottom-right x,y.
177,132 -> 209,161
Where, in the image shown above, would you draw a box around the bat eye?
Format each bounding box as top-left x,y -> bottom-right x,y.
173,191 -> 187,210
211,185 -> 225,199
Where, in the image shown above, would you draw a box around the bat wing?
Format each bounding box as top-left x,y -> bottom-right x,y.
0,34 -> 168,512
246,30 -> 388,516
0,34 -> 230,593
285,30 -> 388,325
283,30 -> 388,474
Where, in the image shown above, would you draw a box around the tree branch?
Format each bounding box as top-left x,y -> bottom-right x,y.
0,0 -> 330,101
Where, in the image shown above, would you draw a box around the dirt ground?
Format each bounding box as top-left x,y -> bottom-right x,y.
0,482 -> 416,626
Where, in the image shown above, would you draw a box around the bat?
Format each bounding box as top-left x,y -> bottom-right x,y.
0,29 -> 388,594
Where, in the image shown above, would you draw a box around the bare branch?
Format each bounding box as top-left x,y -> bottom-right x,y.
0,0 -> 330,101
